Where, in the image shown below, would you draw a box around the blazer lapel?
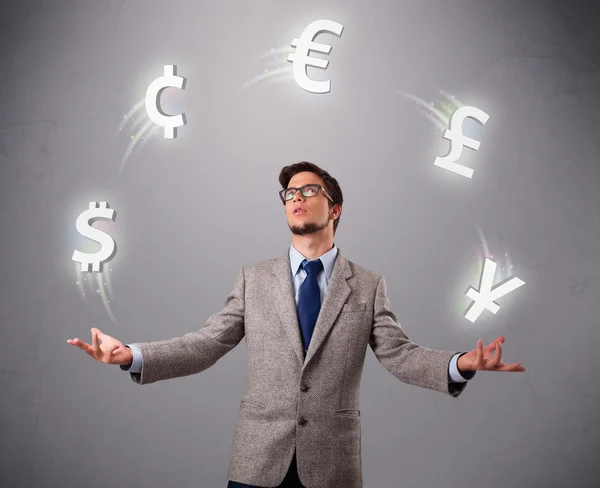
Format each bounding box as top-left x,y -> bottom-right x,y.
272,250 -> 305,365
271,247 -> 353,367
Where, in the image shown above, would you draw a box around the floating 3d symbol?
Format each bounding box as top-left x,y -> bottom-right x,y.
145,64 -> 187,138
287,20 -> 344,93
434,106 -> 489,178
464,257 -> 525,323
72,202 -> 117,272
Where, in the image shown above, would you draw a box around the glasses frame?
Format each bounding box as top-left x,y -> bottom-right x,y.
279,184 -> 334,205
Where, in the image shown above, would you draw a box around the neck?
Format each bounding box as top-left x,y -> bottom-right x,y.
291,234 -> 334,260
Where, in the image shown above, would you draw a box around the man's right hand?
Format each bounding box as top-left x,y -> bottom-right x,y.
66,327 -> 133,366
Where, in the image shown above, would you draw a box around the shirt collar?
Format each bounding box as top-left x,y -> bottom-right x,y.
289,243 -> 338,280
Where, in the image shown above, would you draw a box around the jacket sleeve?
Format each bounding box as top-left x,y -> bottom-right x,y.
126,267 -> 246,385
368,275 -> 469,398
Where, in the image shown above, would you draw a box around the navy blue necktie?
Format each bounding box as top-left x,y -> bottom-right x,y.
297,258 -> 324,355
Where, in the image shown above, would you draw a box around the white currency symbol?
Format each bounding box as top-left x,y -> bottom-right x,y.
145,64 -> 187,138
72,202 -> 117,272
464,258 -> 525,323
433,106 -> 489,178
287,20 -> 344,94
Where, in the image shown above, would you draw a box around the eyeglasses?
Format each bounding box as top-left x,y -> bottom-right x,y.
279,184 -> 334,204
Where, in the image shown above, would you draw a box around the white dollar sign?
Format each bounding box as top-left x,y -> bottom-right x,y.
72,202 -> 117,272
433,105 -> 489,179
287,20 -> 344,94
145,64 -> 187,138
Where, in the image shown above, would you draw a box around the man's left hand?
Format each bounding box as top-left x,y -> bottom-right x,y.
458,336 -> 526,372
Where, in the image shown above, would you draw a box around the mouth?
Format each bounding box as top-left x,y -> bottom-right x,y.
293,208 -> 307,216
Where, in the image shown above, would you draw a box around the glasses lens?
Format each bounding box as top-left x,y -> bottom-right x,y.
284,185 -> 319,201
302,185 -> 319,197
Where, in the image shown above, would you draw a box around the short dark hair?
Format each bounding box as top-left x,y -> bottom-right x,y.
279,161 -> 343,235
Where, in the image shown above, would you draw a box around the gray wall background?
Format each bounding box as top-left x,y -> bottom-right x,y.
1,0 -> 599,486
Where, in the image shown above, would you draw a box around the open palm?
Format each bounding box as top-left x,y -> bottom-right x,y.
459,336 -> 526,372
66,327 -> 130,365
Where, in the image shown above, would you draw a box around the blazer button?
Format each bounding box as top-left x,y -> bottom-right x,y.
298,417 -> 308,425
300,384 -> 309,392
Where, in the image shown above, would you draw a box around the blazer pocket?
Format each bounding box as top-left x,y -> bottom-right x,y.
341,302 -> 366,312
241,400 -> 266,409
335,408 -> 361,417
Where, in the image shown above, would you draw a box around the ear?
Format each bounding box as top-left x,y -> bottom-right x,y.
331,204 -> 341,218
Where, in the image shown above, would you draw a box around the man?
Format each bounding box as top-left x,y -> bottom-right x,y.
67,161 -> 526,488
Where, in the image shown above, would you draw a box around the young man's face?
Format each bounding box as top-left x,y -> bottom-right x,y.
284,172 -> 335,236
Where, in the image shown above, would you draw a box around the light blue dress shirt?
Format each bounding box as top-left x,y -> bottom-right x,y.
122,244 -> 474,383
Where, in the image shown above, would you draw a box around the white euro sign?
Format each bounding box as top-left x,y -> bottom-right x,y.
287,20 -> 344,94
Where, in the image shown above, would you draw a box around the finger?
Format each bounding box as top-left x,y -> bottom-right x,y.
476,339 -> 483,366
111,344 -> 120,356
480,339 -> 494,367
494,342 -> 503,365
483,342 -> 496,360
496,363 -> 526,372
68,338 -> 93,355
91,327 -> 104,340
481,340 -> 494,368
91,329 -> 99,355
494,360 -> 517,370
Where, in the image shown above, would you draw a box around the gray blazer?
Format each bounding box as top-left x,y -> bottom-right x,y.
127,248 -> 469,487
